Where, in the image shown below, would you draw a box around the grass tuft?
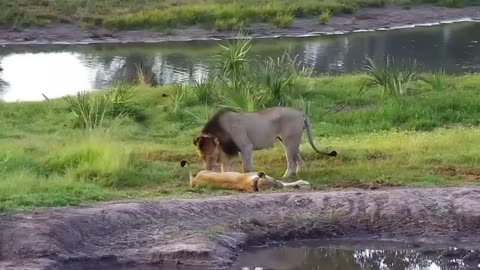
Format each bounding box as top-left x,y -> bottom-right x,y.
359,55 -> 419,98
319,9 -> 332,24
272,14 -> 294,28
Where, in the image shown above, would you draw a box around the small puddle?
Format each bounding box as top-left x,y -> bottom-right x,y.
232,240 -> 480,270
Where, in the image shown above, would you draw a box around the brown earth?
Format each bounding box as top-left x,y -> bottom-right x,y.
2,187 -> 480,269
0,5 -> 479,45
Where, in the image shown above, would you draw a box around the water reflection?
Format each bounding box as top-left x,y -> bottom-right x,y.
0,22 -> 479,101
234,242 -> 478,270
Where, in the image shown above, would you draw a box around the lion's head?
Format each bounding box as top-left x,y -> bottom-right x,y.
255,171 -> 284,190
193,134 -> 221,171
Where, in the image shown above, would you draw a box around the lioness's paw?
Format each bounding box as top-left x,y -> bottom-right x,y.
296,180 -> 311,189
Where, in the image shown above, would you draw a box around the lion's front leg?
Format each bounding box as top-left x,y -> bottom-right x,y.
240,145 -> 254,173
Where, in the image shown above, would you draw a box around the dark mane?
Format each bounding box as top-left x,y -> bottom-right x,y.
201,109 -> 231,134
201,108 -> 239,157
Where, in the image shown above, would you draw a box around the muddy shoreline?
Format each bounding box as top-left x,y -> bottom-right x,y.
0,5 -> 479,46
2,187 -> 480,269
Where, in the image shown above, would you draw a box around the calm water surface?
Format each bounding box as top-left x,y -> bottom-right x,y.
0,22 -> 479,102
233,240 -> 480,270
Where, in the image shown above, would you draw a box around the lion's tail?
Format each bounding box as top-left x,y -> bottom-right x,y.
180,160 -> 193,187
303,114 -> 337,157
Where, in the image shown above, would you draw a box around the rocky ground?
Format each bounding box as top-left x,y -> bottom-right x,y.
0,5 -> 479,45
2,187 -> 480,269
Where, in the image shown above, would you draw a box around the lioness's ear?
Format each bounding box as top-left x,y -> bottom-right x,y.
213,137 -> 219,145
257,171 -> 266,178
193,136 -> 200,146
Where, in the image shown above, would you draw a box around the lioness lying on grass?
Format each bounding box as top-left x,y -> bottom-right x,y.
180,160 -> 311,192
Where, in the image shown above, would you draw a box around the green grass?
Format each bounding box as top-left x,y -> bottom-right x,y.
0,0 -> 473,30
2,70 -> 480,212
319,9 -> 332,25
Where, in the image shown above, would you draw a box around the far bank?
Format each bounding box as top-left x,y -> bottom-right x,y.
0,5 -> 479,45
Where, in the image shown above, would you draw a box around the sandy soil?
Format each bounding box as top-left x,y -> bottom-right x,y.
0,5 -> 479,46
2,187 -> 480,269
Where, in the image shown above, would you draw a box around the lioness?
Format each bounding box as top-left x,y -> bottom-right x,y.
193,107 -> 337,178
180,160 -> 310,192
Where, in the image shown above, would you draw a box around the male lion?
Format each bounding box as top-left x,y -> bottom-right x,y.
193,107 -> 337,178
180,160 -> 310,192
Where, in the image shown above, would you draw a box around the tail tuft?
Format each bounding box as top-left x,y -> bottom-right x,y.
328,151 -> 338,157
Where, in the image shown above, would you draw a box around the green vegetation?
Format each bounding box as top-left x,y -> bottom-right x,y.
439,0 -> 466,8
0,0 -> 473,30
272,14 -> 294,28
319,9 -> 332,25
2,37 -> 480,213
359,56 -> 419,98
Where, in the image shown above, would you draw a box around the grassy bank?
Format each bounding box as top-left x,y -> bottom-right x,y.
0,0 -> 473,30
2,36 -> 480,212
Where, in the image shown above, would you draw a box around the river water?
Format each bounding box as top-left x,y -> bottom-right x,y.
232,240 -> 480,270
0,22 -> 479,102
55,240 -> 480,270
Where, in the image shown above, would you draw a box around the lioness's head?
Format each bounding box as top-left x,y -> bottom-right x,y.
254,171 -> 283,190
193,134 -> 220,170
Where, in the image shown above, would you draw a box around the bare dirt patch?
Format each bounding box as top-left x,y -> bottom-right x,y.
2,187 -> 480,269
0,5 -> 479,45
432,166 -> 480,181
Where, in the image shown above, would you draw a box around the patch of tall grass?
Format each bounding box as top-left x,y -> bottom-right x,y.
64,91 -> 111,130
253,53 -> 308,106
46,132 -> 136,187
0,170 -> 113,211
439,0 -> 466,7
192,75 -> 217,105
65,83 -> 139,130
103,2 -> 354,30
319,9 -> 332,24
0,0 -> 470,29
359,55 -> 419,98
214,35 -> 252,90
420,68 -> 449,92
3,71 -> 480,211
198,34 -> 314,111
272,14 -> 294,28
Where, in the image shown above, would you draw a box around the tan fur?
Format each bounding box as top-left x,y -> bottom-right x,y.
180,160 -> 310,192
193,107 -> 337,178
